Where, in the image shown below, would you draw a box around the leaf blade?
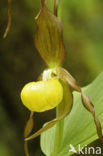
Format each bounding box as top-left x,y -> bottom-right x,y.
41,72 -> 103,156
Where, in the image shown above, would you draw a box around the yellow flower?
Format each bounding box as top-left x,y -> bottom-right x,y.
21,79 -> 63,112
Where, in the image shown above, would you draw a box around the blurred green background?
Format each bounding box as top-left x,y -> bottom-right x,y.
0,0 -> 103,155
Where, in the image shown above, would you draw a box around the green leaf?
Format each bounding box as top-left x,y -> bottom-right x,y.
41,72 -> 103,156
34,6 -> 65,68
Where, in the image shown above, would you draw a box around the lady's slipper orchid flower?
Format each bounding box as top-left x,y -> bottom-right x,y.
20,0 -> 103,155
21,79 -> 63,112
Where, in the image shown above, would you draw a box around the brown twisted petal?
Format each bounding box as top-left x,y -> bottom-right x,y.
24,112 -> 34,156
3,0 -> 11,38
56,67 -> 81,92
81,93 -> 103,142
54,0 -> 59,16
24,112 -> 34,138
41,0 -> 47,6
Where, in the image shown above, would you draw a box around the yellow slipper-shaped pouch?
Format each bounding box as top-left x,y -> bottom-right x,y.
21,79 -> 63,112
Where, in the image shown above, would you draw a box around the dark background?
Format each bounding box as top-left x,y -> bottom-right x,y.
0,0 -> 103,155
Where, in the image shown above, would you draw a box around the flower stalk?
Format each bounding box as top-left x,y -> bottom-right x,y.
53,106 -> 64,156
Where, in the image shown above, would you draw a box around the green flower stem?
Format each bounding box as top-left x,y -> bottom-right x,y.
53,106 -> 64,156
